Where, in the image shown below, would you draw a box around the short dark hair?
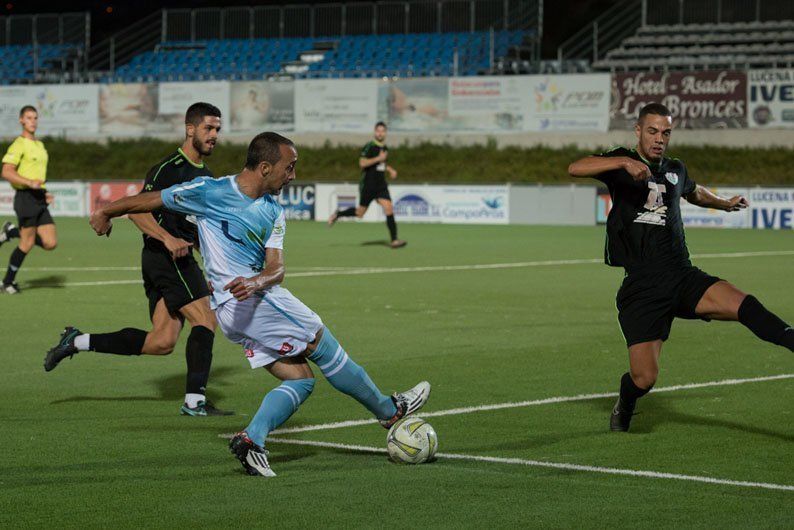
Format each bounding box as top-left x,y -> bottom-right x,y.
185,102 -> 221,125
19,105 -> 37,117
245,132 -> 295,169
375,121 -> 387,129
638,103 -> 672,122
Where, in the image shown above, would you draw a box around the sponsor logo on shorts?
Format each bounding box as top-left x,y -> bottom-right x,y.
244,348 -> 255,358
279,342 -> 294,355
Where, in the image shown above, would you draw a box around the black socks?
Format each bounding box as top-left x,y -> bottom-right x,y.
386,214 -> 398,241
185,325 -> 214,395
336,207 -> 357,218
3,247 -> 27,285
738,295 -> 794,352
619,372 -> 652,405
89,328 -> 147,355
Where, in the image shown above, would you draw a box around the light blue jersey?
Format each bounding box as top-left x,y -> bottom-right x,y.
161,174 -> 286,309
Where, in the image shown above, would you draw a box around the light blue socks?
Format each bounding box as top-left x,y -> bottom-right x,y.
246,378 -> 315,447
307,326 -> 397,420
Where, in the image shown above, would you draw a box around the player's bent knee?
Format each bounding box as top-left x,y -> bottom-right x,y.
631,369 -> 658,390
143,336 -> 177,355
42,241 -> 57,251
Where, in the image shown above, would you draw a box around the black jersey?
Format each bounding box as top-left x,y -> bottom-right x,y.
596,147 -> 697,273
360,140 -> 388,186
141,148 -> 213,253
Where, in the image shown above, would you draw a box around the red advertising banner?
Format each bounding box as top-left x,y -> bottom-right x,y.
610,71 -> 747,130
89,181 -> 143,214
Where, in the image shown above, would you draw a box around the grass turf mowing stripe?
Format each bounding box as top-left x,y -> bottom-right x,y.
31,249 -> 794,288
216,373 -> 794,436
264,438 -> 794,492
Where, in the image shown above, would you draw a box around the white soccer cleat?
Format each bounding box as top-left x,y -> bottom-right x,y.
380,381 -> 431,429
245,447 -> 277,477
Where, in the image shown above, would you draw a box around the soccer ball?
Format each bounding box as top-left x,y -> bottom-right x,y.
386,417 -> 438,464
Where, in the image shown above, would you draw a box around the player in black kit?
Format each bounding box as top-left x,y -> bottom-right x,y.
44,103 -> 232,417
569,103 -> 794,432
328,121 -> 406,248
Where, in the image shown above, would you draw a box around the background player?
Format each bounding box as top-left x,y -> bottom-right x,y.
328,121 -> 406,248
45,102 -> 232,417
568,102 -> 794,432
87,132 -> 430,477
0,105 -> 57,294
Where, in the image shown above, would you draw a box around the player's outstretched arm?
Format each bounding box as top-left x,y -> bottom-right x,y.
224,248 -> 285,302
685,185 -> 749,212
568,156 -> 651,181
89,191 -> 164,236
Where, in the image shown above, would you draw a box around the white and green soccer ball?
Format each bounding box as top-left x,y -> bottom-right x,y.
386,417 -> 438,464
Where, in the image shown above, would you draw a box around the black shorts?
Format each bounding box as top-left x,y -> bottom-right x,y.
616,266 -> 721,347
14,189 -> 54,228
359,180 -> 391,207
141,247 -> 210,319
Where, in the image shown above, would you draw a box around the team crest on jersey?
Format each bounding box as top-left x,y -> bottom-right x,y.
665,172 -> 678,185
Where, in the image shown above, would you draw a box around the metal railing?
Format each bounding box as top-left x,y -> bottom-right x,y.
162,1 -> 528,41
644,0 -> 794,25
86,10 -> 161,75
557,0 -> 641,66
0,12 -> 90,84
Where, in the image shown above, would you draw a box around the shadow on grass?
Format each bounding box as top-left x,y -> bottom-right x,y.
49,365 -> 238,405
24,274 -> 67,290
360,240 -> 390,247
577,392 -> 794,441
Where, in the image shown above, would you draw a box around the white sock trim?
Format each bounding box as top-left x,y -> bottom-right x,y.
74,334 -> 90,351
185,393 -> 205,408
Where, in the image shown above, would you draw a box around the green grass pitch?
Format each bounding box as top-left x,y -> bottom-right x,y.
1,218 -> 792,527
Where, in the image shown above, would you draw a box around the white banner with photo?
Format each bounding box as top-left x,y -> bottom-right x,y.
230,80 -> 295,133
295,79 -> 378,132
158,81 -> 231,116
524,74 -> 610,132
0,181 -> 87,217
446,76 -> 525,131
27,84 -> 100,135
680,187 -> 750,228
748,69 -> 794,128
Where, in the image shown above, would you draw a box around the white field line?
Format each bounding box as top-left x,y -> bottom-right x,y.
36,249 -> 794,288
25,265 -> 354,272
263,438 -> 794,492
223,374 -> 794,436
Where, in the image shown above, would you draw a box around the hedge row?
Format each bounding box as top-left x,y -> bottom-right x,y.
2,137 -> 792,185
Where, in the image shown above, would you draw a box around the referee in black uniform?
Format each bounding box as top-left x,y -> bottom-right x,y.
569,102 -> 794,432
328,121 -> 406,248
45,102 -> 232,417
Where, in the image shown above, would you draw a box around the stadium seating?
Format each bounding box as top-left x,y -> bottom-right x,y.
0,44 -> 79,83
109,31 -> 525,82
593,19 -> 794,70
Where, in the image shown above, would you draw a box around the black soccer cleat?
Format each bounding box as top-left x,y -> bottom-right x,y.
44,327 -> 81,372
1,282 -> 20,294
610,397 -> 636,432
229,431 -> 276,477
180,399 -> 235,416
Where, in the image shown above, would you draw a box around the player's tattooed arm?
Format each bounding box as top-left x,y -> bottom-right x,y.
224,248 -> 285,301
568,156 -> 650,182
90,191 -> 163,236
685,185 -> 749,212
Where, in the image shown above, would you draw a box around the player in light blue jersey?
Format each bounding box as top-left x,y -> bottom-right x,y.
89,132 -> 431,477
